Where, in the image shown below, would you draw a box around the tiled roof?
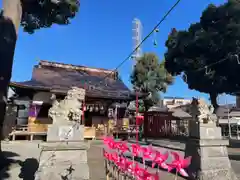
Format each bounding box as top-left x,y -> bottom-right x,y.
170,108 -> 192,119
164,96 -> 186,100
229,108 -> 240,117
10,60 -> 133,100
147,106 -> 168,112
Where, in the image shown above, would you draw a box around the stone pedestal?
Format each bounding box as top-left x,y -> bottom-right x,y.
35,125 -> 89,180
47,122 -> 84,142
185,122 -> 238,180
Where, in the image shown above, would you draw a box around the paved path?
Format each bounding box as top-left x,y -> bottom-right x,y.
87,142 -> 106,180
227,148 -> 240,179
146,139 -> 240,178
0,141 -> 41,180
0,141 -> 107,180
91,141 -> 185,180
1,141 -> 240,179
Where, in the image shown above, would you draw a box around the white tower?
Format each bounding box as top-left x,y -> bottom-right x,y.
132,18 -> 143,67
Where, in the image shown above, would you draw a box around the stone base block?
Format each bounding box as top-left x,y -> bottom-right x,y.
36,163 -> 89,180
189,122 -> 222,140
47,124 -> 84,142
35,141 -> 89,180
197,169 -> 238,180
185,138 -> 238,180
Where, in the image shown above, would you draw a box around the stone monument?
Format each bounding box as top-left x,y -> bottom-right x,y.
35,87 -> 89,180
185,98 -> 237,180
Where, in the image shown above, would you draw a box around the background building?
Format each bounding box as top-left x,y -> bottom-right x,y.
162,96 -> 192,109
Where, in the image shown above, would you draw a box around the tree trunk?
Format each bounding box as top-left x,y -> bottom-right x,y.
0,0 -> 22,154
209,92 -> 219,113
143,100 -> 150,112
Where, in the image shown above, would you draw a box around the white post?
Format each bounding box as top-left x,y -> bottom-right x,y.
228,108 -> 232,138
237,122 -> 239,140
237,121 -> 240,140
226,94 -> 232,139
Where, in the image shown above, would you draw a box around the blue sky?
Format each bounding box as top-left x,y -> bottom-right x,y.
6,0 -> 236,104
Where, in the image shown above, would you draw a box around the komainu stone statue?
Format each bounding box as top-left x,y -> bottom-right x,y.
186,98 -> 238,180
48,87 -> 85,124
190,97 -> 218,124
35,87 -> 89,180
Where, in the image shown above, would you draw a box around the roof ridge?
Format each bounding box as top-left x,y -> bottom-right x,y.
38,60 -> 116,75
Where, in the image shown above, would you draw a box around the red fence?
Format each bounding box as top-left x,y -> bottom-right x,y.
144,112 -> 189,139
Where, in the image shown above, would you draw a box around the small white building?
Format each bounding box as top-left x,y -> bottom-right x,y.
162,96 -> 192,109
216,105 -> 240,138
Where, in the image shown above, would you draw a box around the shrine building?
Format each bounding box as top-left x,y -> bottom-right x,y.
8,60 -> 139,140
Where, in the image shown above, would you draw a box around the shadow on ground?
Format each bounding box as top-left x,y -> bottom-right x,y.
0,151 -> 21,179
0,151 -> 39,180
19,158 -> 39,180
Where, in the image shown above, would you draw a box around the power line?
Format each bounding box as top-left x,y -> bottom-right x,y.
37,0 -> 183,171
99,0 -> 182,82
179,53 -> 240,88
192,57 -> 228,74
182,53 -> 240,79
183,0 -> 240,75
